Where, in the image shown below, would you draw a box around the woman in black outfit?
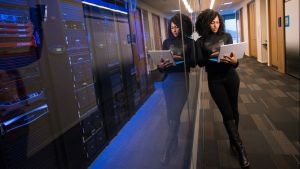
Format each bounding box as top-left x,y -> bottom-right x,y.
159,13 -> 195,165
195,9 -> 250,168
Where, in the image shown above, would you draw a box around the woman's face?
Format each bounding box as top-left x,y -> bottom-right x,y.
210,16 -> 220,33
171,22 -> 180,37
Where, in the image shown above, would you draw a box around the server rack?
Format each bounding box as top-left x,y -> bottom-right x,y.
83,1 -> 146,139
58,0 -> 107,166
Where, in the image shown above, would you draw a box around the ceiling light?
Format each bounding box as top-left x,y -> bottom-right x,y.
182,0 -> 193,13
222,2 -> 233,5
210,0 -> 215,9
82,1 -> 128,15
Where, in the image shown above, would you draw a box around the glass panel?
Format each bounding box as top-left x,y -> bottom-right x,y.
157,11 -> 198,169
223,14 -> 238,43
0,0 -> 202,169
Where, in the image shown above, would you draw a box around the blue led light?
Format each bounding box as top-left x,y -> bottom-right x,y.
3,104 -> 48,126
82,0 -> 128,15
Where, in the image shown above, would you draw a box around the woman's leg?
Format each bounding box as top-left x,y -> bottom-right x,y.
224,70 -> 249,168
224,120 -> 250,168
208,77 -> 234,122
208,72 -> 250,168
161,73 -> 187,164
225,69 -> 240,129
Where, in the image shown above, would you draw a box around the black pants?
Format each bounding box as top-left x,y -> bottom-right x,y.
207,68 -> 240,122
162,72 -> 188,155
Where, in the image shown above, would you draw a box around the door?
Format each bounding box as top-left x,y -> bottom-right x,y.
151,14 -> 162,50
164,17 -> 169,39
285,0 -> 300,78
133,9 -> 148,96
142,10 -> 152,52
269,0 -> 279,67
268,0 -> 285,72
248,1 -> 257,57
238,8 -> 244,42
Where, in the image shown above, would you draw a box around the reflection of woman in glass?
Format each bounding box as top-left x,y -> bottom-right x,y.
195,9 -> 250,168
159,13 -> 195,165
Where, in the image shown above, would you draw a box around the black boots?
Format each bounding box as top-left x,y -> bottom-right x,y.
230,114 -> 239,155
161,120 -> 179,165
224,120 -> 250,168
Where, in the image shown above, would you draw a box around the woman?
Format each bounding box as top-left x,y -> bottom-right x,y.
159,13 -> 195,165
195,9 -> 250,168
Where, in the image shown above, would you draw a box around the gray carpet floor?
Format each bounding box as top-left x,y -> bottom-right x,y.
197,57 -> 299,169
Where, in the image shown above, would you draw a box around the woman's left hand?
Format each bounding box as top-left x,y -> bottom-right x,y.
220,52 -> 238,65
173,54 -> 183,60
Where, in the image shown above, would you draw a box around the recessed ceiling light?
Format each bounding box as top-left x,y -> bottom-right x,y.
210,0 -> 215,9
170,9 -> 180,12
182,0 -> 193,13
222,2 -> 233,5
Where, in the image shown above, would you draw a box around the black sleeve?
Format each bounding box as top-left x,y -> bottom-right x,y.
196,38 -> 207,67
158,40 -> 169,72
162,39 -> 168,50
233,62 -> 239,68
226,33 -> 233,44
187,40 -> 196,68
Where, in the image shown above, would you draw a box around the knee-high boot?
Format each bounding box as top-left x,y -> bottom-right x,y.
224,120 -> 250,168
234,113 -> 239,129
230,113 -> 240,154
161,120 -> 179,165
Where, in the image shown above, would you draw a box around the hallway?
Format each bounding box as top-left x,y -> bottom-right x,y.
89,56 -> 299,169
197,57 -> 299,169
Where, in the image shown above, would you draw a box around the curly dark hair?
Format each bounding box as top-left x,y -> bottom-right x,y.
168,13 -> 193,38
195,9 -> 225,37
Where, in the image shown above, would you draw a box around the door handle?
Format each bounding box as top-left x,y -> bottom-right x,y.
278,17 -> 281,27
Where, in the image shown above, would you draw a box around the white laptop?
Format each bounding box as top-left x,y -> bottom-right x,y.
217,42 -> 248,63
147,50 -> 176,66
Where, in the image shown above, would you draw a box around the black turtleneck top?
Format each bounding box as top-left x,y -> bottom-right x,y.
162,37 -> 196,73
196,32 -> 238,73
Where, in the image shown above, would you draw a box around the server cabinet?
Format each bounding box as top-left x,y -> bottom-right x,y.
83,2 -> 138,139
57,0 -> 107,167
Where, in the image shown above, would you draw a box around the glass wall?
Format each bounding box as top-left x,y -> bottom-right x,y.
223,14 -> 238,43
0,0 -> 201,169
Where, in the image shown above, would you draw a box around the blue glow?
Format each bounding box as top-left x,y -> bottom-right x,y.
0,91 -> 43,106
175,61 -> 184,65
88,89 -> 162,169
3,104 -> 48,126
127,0 -> 137,12
34,31 -> 41,45
209,57 -> 218,62
82,0 -> 128,15
134,0 -> 137,11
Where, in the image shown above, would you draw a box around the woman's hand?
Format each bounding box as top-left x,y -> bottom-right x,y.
173,55 -> 183,60
220,52 -> 238,65
210,52 -> 220,57
158,58 -> 173,69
